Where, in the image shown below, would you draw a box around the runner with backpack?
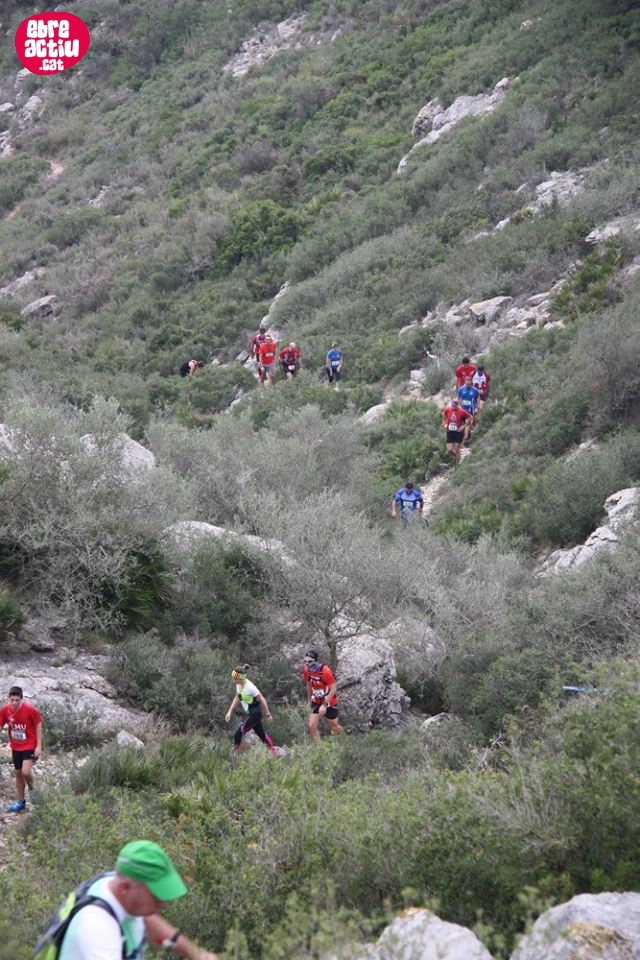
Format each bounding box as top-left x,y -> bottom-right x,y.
35,839 -> 218,960
302,651 -> 344,741
179,359 -> 204,377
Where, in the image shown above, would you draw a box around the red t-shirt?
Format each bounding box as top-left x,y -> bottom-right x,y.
443,406 -> 471,430
0,701 -> 42,751
455,363 -> 476,387
251,333 -> 267,357
258,341 -> 277,365
302,664 -> 338,706
280,346 -> 301,365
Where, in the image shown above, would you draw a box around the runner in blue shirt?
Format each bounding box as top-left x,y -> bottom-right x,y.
391,482 -> 424,523
325,342 -> 343,386
457,375 -> 480,444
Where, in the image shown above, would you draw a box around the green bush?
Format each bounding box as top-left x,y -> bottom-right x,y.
40,697 -> 105,752
0,584 -> 25,638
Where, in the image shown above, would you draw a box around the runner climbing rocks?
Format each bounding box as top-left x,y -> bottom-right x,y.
457,375 -> 480,443
471,363 -> 491,409
257,334 -> 278,385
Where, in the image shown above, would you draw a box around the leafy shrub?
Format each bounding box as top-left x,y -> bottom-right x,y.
44,207 -> 107,247
517,430 -> 640,545
0,584 -> 25,638
105,633 -> 231,731
0,155 -> 49,215
219,200 -> 304,268
39,697 -> 105,752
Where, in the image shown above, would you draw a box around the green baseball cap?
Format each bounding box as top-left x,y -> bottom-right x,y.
116,840 -> 188,901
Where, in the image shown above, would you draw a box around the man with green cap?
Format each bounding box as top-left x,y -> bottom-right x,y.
57,839 -> 218,960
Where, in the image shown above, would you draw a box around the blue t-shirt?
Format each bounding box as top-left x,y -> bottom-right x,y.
326,349 -> 342,369
394,488 -> 423,512
457,385 -> 479,414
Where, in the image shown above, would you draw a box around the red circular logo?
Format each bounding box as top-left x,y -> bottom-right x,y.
14,12 -> 90,75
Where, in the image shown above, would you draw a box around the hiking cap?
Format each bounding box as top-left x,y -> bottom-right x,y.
116,841 -> 187,901
304,650 -> 319,662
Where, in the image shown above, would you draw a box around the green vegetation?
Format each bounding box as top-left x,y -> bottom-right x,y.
0,0 -> 639,955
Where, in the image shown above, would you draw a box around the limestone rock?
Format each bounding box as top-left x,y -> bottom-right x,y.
359,401 -> 392,424
20,295 -> 60,319
223,16 -> 342,78
345,907 -> 493,960
0,268 -> 46,298
22,618 -> 56,653
336,633 -> 412,731
469,296 -> 513,324
399,78 -> 518,172
163,520 -> 295,568
538,488 -> 638,577
510,892 -> 640,960
116,730 -> 145,750
80,434 -> 156,474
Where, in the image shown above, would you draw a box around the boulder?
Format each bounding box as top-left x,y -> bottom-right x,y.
510,892 -> 640,960
20,295 -> 60,319
163,520 -> 296,568
344,907 -> 492,960
469,296 -> 513,324
79,433 -> 156,474
22,618 -> 56,653
336,633 -> 412,731
116,730 -> 145,750
359,401 -> 392,424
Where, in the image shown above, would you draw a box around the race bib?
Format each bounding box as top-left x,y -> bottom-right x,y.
448,421 -> 458,430
12,729 -> 27,741
288,364 -> 296,371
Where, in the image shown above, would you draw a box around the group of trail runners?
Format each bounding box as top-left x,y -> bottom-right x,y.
180,329 -> 343,387
391,355 -> 492,521
4,649 -> 345,957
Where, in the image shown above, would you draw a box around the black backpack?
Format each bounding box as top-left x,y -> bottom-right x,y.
179,360 -> 191,377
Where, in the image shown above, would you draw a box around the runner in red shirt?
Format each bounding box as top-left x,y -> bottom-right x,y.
0,684 -> 43,812
279,342 -> 301,381
258,335 -> 278,385
251,326 -> 268,382
454,356 -> 476,388
302,650 -> 344,741
442,397 -> 472,466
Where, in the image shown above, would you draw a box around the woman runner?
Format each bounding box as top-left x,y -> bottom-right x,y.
225,666 -> 277,755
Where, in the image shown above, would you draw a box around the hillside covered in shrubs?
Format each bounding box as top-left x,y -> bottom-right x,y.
0,0 -> 639,957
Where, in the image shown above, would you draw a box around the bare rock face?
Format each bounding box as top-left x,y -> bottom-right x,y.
399,78 -> 518,172
339,907 -> 493,960
163,520 -> 295,568
20,294 -> 60,319
538,488 -> 638,577
510,892 -> 640,960
337,633 -> 412,732
359,401 -> 392,424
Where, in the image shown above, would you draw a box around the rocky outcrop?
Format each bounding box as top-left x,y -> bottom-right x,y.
511,892 -> 640,960
20,294 -> 60,319
336,633 -> 412,731
163,520 -> 296,568
341,907 -> 492,960
0,268 -> 46,298
223,16 -> 343,78
538,488 -> 638,577
359,401 -> 392,424
585,212 -> 640,245
79,433 -> 156,474
398,78 -> 517,172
